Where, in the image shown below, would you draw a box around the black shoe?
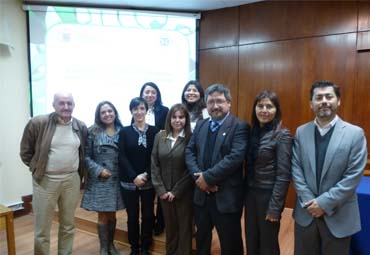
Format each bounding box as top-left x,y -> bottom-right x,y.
153,223 -> 164,236
141,249 -> 150,255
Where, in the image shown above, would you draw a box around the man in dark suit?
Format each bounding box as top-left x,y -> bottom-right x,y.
292,80 -> 367,255
186,83 -> 249,255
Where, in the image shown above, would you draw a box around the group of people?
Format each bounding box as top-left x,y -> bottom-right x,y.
20,80 -> 367,255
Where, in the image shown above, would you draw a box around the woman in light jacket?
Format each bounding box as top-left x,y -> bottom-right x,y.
81,101 -> 124,255
151,103 -> 194,255
245,90 -> 292,255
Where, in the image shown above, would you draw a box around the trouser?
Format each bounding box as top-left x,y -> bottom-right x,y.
194,195 -> 243,255
294,218 -> 351,255
161,194 -> 193,255
32,172 -> 80,255
245,188 -> 280,255
121,188 -> 155,251
155,197 -> 165,228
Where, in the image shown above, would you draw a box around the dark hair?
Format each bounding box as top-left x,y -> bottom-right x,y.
205,83 -> 232,102
164,103 -> 192,139
181,80 -> 206,119
94,101 -> 123,129
129,97 -> 148,112
251,90 -> 282,129
139,82 -> 163,107
310,80 -> 340,100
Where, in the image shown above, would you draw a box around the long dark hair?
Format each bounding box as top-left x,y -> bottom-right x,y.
164,103 -> 192,140
181,80 -> 206,120
91,101 -> 123,133
251,90 -> 282,130
139,82 -> 163,107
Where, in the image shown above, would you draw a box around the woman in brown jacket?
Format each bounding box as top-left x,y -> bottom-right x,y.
151,103 -> 194,255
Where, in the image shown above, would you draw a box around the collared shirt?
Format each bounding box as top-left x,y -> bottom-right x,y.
209,111 -> 230,127
146,108 -> 155,126
314,115 -> 338,136
166,130 -> 185,148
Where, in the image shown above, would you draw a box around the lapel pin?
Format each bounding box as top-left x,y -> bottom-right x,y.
222,132 -> 226,136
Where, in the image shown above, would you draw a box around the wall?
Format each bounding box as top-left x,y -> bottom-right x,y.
0,0 -> 32,206
199,1 -> 370,207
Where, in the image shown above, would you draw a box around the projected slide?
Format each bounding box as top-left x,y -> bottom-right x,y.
28,6 -> 198,125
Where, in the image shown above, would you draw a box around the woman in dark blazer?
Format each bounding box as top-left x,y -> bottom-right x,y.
139,82 -> 169,130
151,104 -> 194,255
139,81 -> 169,234
245,90 -> 292,255
118,97 -> 159,255
81,101 -> 124,255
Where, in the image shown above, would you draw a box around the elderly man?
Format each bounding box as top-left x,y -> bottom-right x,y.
185,83 -> 249,255
292,80 -> 367,255
20,92 -> 87,255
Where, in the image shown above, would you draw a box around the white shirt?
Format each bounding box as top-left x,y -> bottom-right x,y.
146,108 -> 155,126
314,115 -> 338,136
166,130 -> 185,148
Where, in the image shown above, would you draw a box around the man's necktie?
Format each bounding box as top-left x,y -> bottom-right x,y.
210,121 -> 219,133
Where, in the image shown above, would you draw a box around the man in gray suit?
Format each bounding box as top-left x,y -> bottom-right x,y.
292,80 -> 367,255
186,83 -> 249,255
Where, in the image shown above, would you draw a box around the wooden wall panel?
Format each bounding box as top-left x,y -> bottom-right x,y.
239,1 -> 357,45
199,47 -> 239,114
199,7 -> 239,50
353,51 -> 370,147
198,1 -> 367,208
357,31 -> 370,51
238,33 -> 357,132
359,1 -> 370,31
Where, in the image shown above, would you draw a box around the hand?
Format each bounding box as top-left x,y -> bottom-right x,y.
100,169 -> 112,178
133,174 -> 147,187
265,214 -> 279,222
194,172 -> 218,194
167,192 -> 175,202
160,193 -> 169,200
305,199 -> 325,218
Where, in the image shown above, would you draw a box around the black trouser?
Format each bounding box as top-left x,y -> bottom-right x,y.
294,218 -> 351,255
245,188 -> 280,255
121,188 -> 155,251
155,196 -> 165,228
194,195 -> 243,255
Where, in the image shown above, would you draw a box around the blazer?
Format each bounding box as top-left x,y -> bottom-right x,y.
292,117 -> 367,238
153,104 -> 169,130
185,114 -> 249,213
118,125 -> 159,184
151,130 -> 194,199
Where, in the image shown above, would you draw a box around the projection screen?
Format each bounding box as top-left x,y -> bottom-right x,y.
26,5 -> 199,125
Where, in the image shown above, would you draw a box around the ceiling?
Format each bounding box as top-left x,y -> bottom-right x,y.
24,0 -> 263,12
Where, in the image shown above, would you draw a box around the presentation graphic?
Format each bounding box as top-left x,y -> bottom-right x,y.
28,7 -> 198,125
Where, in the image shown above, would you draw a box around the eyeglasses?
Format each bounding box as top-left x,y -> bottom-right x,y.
206,99 -> 228,106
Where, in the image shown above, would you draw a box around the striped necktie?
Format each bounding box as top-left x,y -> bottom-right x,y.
210,121 -> 219,133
